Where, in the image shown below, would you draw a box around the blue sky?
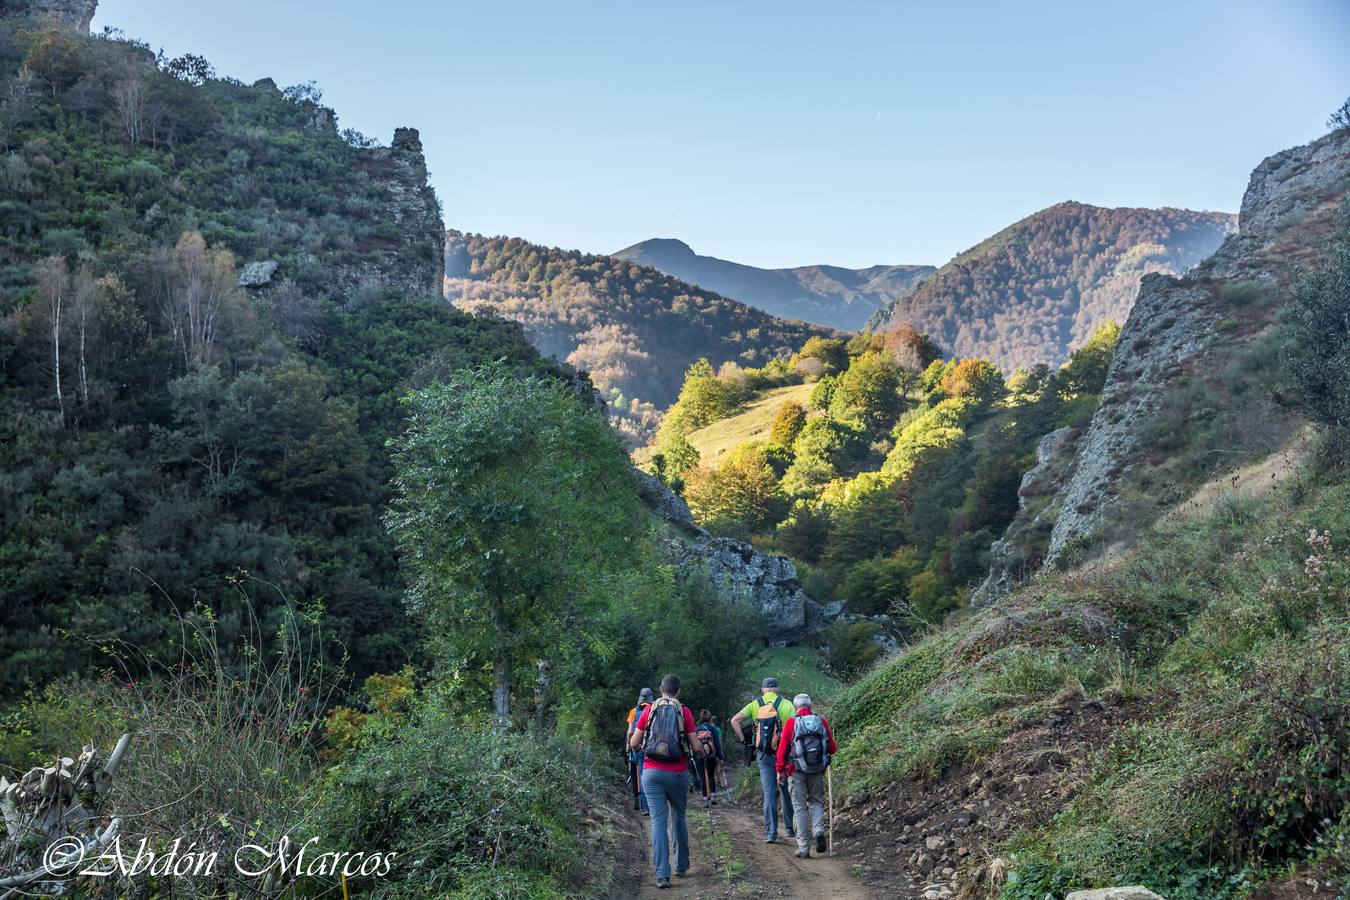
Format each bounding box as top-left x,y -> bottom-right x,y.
95,1 -> 1350,270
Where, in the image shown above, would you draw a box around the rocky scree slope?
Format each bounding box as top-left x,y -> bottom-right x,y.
613,237 -> 935,330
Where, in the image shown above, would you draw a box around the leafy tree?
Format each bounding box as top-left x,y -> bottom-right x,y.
652,420 -> 701,486
387,366 -> 643,730
808,374 -> 836,411
939,358 -> 1005,406
769,399 -> 807,446
883,321 -> 943,372
825,620 -> 885,680
1057,320 -> 1120,397
841,549 -> 921,615
683,444 -> 786,537
668,357 -> 739,429
791,336 -> 849,373
830,350 -> 905,431
1286,228 -> 1350,449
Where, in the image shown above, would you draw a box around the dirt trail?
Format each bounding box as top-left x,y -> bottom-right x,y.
620,780 -> 877,899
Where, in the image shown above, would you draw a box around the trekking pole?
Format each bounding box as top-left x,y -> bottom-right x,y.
826,767 -> 835,857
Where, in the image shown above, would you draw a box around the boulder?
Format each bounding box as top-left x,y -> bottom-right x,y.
1065,889 -> 1165,900
238,260 -> 279,287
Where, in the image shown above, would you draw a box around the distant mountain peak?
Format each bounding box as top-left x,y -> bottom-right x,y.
617,237 -> 696,257
611,239 -> 934,331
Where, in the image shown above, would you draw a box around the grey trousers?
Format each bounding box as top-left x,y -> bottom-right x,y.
756,754 -> 795,838
788,770 -> 826,851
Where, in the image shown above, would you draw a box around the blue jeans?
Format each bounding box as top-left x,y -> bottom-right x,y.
641,767 -> 690,879
757,754 -> 795,839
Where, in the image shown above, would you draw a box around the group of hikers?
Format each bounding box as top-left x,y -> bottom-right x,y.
624,674 -> 838,889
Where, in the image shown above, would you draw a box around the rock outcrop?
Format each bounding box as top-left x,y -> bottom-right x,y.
1040,127 -> 1350,570
972,426 -> 1073,604
636,470 -> 821,639
7,0 -> 98,32
331,127 -> 444,300
238,260 -> 278,287
680,538 -> 818,638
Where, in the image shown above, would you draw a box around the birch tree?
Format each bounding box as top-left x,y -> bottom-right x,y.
157,231 -> 242,370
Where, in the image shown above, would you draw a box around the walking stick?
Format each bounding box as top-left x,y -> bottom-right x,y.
826,766 -> 834,857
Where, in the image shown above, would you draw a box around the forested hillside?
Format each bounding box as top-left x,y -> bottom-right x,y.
444,230 -> 835,443
0,10 -> 558,690
645,319 -> 1118,677
613,236 -> 935,330
871,202 -> 1235,370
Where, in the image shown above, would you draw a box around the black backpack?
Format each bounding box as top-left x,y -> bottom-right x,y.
753,694 -> 789,756
644,698 -> 686,763
791,714 -> 830,774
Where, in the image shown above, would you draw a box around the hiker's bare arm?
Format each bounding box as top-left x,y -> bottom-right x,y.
730,710 -> 747,742
628,727 -> 644,751
688,730 -> 705,757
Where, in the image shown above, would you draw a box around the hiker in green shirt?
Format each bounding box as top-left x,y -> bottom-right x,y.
730,677 -> 796,842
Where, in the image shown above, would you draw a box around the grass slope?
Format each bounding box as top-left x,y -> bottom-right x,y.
684,383 -> 816,462
829,447 -> 1350,898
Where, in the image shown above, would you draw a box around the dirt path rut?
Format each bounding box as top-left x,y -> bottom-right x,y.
621,787 -> 874,899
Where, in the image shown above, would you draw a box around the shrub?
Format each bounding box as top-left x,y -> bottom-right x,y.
1286,230 -> 1350,450
315,699 -> 608,897
825,620 -> 887,680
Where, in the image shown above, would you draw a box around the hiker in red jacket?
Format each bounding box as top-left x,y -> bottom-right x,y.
775,693 -> 837,859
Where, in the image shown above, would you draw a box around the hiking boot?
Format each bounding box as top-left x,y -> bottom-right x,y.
642,809 -> 650,817
816,833 -> 827,853
764,835 -> 776,844
795,848 -> 810,859
703,797 -> 710,808
657,876 -> 670,889
675,869 -> 687,878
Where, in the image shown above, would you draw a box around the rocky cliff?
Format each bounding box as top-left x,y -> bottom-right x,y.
4,0 -> 97,32
1037,128 -> 1350,571
635,471 -> 822,639
341,127 -> 444,299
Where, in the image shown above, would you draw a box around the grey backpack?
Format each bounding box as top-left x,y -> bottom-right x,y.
791,714 -> 830,774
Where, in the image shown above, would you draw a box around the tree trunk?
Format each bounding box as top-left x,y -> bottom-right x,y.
491,594 -> 510,733
78,303 -> 88,408
51,289 -> 63,424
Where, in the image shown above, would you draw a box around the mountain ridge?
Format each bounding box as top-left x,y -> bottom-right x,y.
444,230 -> 836,443
612,237 -> 935,330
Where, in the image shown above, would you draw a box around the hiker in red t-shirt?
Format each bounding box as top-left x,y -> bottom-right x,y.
775,693 -> 837,859
629,673 -> 706,889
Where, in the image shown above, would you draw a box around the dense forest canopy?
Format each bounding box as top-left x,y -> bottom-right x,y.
444,229 -> 836,444
870,201 -> 1234,370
